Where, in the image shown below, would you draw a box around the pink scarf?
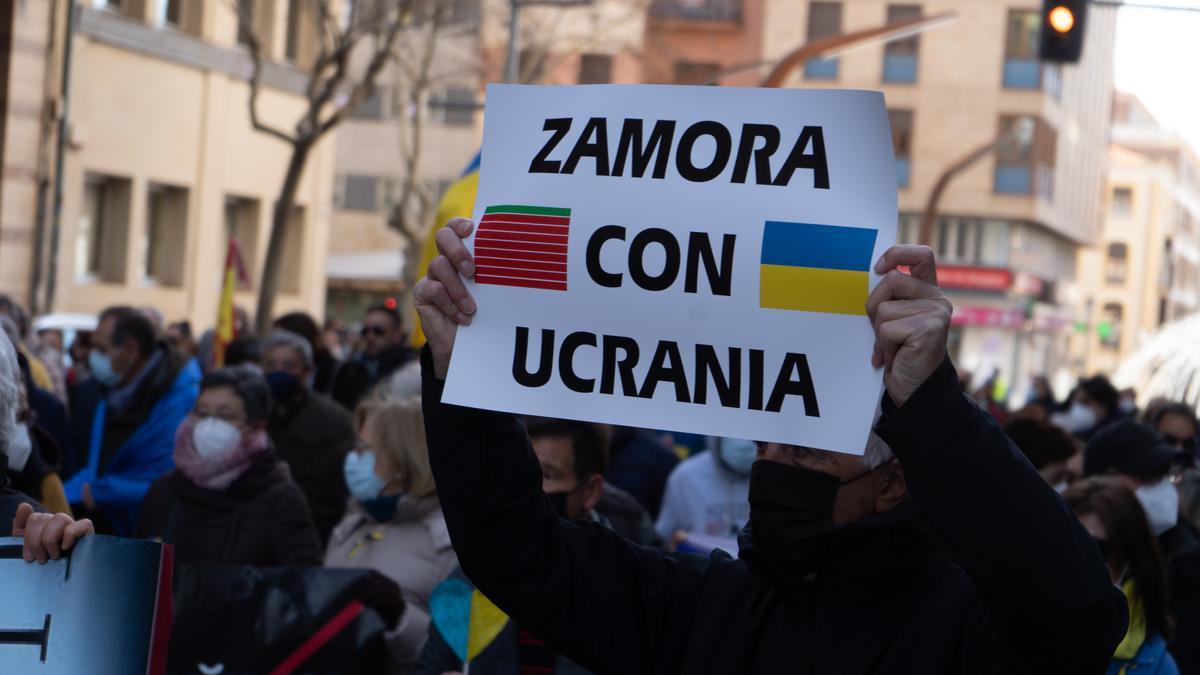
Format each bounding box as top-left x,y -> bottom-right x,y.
173,418 -> 270,490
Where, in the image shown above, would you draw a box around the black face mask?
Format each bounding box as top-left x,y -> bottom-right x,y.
546,484 -> 586,520
746,459 -> 885,579
747,460 -> 840,576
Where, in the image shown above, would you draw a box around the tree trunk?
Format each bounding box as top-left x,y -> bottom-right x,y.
255,140 -> 313,336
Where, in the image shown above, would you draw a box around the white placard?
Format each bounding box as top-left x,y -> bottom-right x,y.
443,84 -> 897,455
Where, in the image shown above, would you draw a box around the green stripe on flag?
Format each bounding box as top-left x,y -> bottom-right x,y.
484,204 -> 571,217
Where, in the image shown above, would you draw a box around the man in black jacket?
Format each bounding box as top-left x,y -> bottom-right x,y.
415,219 -> 1127,674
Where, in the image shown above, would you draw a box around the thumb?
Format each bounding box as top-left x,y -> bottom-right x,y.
12,502 -> 33,536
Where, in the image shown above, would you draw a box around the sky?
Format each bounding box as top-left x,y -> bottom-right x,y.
1111,1 -> 1200,150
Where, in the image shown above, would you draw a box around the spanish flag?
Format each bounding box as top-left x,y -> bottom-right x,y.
410,152 -> 480,347
214,238 -> 249,367
759,221 -> 878,316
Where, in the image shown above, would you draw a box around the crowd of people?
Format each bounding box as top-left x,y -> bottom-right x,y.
1,229 -> 1199,673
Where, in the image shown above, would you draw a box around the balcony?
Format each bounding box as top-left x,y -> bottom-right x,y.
994,164 -> 1031,195
650,0 -> 742,24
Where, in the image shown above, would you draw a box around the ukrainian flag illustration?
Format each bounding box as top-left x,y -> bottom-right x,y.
759,221 -> 878,316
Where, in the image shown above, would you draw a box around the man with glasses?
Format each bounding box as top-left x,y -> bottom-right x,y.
1152,403 -> 1199,458
332,304 -> 417,412
1084,420 -> 1200,671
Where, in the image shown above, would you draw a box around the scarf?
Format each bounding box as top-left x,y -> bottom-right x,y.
173,418 -> 269,490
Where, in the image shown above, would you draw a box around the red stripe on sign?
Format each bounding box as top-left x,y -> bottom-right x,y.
477,231 -> 569,245
479,222 -> 570,236
476,274 -> 568,291
269,601 -> 365,675
474,266 -> 567,282
475,257 -> 568,273
475,241 -> 568,255
474,247 -> 568,264
481,213 -> 571,226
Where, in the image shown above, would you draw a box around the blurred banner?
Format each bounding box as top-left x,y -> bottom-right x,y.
169,564 -> 389,674
0,535 -> 173,675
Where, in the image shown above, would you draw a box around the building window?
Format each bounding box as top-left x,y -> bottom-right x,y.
1043,63 -> 1063,100
143,184 -> 189,287
1106,242 -> 1128,285
579,54 -> 613,84
649,0 -> 743,22
76,175 -> 131,284
882,5 -> 921,83
804,2 -> 842,80
1111,186 -> 1133,216
449,0 -> 483,25
338,175 -> 381,212
224,196 -> 260,290
237,0 -> 274,50
1002,9 -> 1041,89
889,109 -> 913,188
994,115 -> 1055,199
351,88 -> 386,120
429,87 -> 477,126
1100,303 -> 1123,348
673,61 -> 720,85
898,214 -> 919,244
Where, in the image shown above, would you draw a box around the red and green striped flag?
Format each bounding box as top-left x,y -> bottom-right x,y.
474,204 -> 571,291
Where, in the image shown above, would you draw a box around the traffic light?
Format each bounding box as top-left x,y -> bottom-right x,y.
1039,0 -> 1088,63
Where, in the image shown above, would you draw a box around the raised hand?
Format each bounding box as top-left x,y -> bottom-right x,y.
413,218 -> 478,379
866,245 -> 952,408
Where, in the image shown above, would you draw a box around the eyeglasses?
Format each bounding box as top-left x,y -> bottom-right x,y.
361,325 -> 389,337
1163,434 -> 1198,454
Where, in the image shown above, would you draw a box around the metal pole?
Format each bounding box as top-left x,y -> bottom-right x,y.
503,0 -> 521,83
44,0 -> 77,313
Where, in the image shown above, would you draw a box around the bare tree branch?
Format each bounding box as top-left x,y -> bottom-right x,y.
315,5 -> 407,138
232,0 -> 296,144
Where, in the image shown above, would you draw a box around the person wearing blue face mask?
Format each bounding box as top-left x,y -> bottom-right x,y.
325,396 -> 457,674
262,329 -> 357,546
655,437 -> 754,552
65,306 -> 200,535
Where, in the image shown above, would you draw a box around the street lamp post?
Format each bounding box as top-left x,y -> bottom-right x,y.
502,0 -> 594,84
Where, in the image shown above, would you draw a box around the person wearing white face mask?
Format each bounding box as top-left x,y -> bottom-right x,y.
655,436 -> 753,549
136,367 -> 322,567
1084,421 -> 1200,671
325,396 -> 457,674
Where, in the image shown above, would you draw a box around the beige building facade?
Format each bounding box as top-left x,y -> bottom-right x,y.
645,0 -> 1116,400
1,0 -> 336,329
1078,93 -> 1200,376
328,0 -> 649,320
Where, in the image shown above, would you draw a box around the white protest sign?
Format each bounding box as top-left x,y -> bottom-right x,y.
442,84 -> 897,454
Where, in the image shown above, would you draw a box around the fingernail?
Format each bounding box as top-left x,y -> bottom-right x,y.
461,314 -> 472,326
462,298 -> 476,314
462,260 -> 476,277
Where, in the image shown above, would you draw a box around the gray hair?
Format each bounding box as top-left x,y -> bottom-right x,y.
0,330 -> 21,458
863,433 -> 895,470
261,329 -> 314,370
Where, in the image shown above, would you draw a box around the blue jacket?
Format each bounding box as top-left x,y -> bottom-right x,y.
64,357 -> 200,535
1108,635 -> 1180,675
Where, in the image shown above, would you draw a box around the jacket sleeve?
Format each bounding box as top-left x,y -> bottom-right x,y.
422,348 -> 708,675
413,620 -> 462,675
272,483 -> 324,567
874,357 -> 1127,671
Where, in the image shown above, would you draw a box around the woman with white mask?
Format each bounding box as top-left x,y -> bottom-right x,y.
136,367 -> 322,566
1083,420 -> 1199,670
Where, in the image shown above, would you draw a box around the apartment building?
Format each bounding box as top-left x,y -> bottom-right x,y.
1077,93 -> 1200,375
644,0 -> 1116,397
0,0 -> 337,328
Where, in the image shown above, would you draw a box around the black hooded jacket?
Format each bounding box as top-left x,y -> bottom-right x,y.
422,349 -> 1126,674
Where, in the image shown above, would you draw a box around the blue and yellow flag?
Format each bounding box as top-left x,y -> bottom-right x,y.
410,153 -> 480,347
759,221 -> 878,316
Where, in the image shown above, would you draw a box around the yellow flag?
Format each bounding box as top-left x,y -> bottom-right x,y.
409,154 -> 480,347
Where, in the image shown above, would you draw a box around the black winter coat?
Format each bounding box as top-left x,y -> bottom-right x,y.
422,350 -> 1127,675
136,452 -> 322,567
268,390 -> 356,545
0,457 -> 42,537
1161,520 -> 1200,672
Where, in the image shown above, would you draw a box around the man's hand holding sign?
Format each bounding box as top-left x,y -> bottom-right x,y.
416,84 -> 1125,674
